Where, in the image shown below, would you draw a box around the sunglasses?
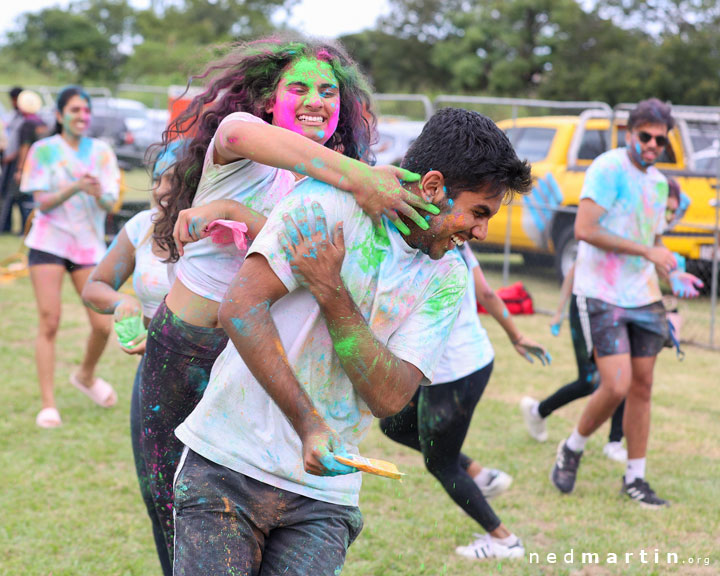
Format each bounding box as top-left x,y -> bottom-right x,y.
637,131 -> 668,147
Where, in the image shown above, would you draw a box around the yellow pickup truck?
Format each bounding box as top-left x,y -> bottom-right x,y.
487,110 -> 719,280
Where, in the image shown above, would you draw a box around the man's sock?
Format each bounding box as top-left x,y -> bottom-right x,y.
473,467 -> 494,486
625,458 -> 646,484
531,402 -> 542,418
566,428 -> 588,453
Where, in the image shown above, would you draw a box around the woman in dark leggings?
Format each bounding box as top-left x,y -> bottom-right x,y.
520,263 -> 626,461
381,364 -> 503,534
82,146 -> 180,576
381,244 -> 550,562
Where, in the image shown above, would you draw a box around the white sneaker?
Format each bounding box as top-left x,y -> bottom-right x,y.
520,396 -> 547,442
476,469 -> 513,500
603,441 -> 628,463
456,533 -> 525,561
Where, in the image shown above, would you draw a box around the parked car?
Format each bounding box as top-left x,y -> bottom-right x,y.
372,119 -> 425,166
91,97 -> 151,167
133,108 -> 170,158
88,113 -> 137,170
692,144 -> 719,174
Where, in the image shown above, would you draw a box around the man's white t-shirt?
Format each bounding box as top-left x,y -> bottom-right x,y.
433,243 -> 494,384
173,112 -> 296,302
573,148 -> 668,307
176,179 -> 467,507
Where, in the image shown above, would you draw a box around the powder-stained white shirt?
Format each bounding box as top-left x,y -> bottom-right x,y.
176,179 -> 467,506
21,135 -> 119,264
574,148 -> 668,307
173,112 -> 296,302
433,243 -> 494,384
123,208 -> 170,319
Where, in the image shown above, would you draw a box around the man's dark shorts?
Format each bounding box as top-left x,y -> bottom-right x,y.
173,448 -> 364,576
577,296 -> 668,358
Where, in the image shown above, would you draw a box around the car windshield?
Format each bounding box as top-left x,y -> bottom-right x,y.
505,127 -> 555,162
694,150 -> 719,173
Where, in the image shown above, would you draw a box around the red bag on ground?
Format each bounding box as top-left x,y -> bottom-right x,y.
477,281 -> 534,315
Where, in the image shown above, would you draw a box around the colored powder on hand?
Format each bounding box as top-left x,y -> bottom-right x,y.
206,220 -> 249,251
114,315 -> 147,348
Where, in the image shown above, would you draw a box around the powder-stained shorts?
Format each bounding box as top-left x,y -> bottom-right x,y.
173,448 -> 364,576
28,248 -> 95,272
577,296 -> 668,358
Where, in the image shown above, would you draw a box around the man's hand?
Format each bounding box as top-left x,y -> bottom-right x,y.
300,419 -> 357,477
351,165 -> 439,235
513,334 -> 552,365
670,271 -> 704,299
279,203 -> 345,301
646,245 -> 677,276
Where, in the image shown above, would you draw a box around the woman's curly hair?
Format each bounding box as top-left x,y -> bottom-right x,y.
153,35 -> 377,262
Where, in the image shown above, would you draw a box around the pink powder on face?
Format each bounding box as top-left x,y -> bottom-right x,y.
326,101 -> 340,139
272,91 -> 306,137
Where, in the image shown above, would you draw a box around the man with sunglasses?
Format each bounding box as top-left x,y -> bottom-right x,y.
550,98 -> 702,508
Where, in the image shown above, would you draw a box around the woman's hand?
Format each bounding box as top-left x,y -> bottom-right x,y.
279,203 -> 344,302
549,311 -> 563,337
77,174 -> 101,197
113,294 -> 142,322
173,200 -> 230,256
513,334 -> 552,366
351,165 -> 439,235
120,337 -> 146,356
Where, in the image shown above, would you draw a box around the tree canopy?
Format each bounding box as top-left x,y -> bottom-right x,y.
2,0 -> 719,106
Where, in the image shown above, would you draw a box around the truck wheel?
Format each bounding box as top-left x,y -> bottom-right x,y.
554,224 -> 577,282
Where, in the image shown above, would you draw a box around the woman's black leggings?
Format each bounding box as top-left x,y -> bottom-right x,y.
130,356 -> 172,576
379,362 -> 501,533
538,295 -> 624,443
137,300 -> 228,576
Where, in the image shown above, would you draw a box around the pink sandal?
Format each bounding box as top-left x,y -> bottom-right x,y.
36,407 -> 63,428
70,373 -> 117,408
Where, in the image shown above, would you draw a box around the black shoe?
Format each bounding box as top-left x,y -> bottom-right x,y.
621,477 -> 670,509
551,440 -> 583,494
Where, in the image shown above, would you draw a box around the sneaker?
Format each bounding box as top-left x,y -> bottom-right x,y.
455,533 -> 525,561
477,469 -> 513,500
520,396 -> 547,442
603,441 -> 628,463
551,440 -> 583,494
621,477 -> 670,509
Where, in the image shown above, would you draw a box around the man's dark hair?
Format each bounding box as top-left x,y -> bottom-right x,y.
628,98 -> 674,132
401,107 -> 532,202
9,86 -> 23,100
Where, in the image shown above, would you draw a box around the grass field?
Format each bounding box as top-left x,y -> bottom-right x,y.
1,233 -> 718,576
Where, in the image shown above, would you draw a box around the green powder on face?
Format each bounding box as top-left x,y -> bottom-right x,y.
283,57 -> 338,87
